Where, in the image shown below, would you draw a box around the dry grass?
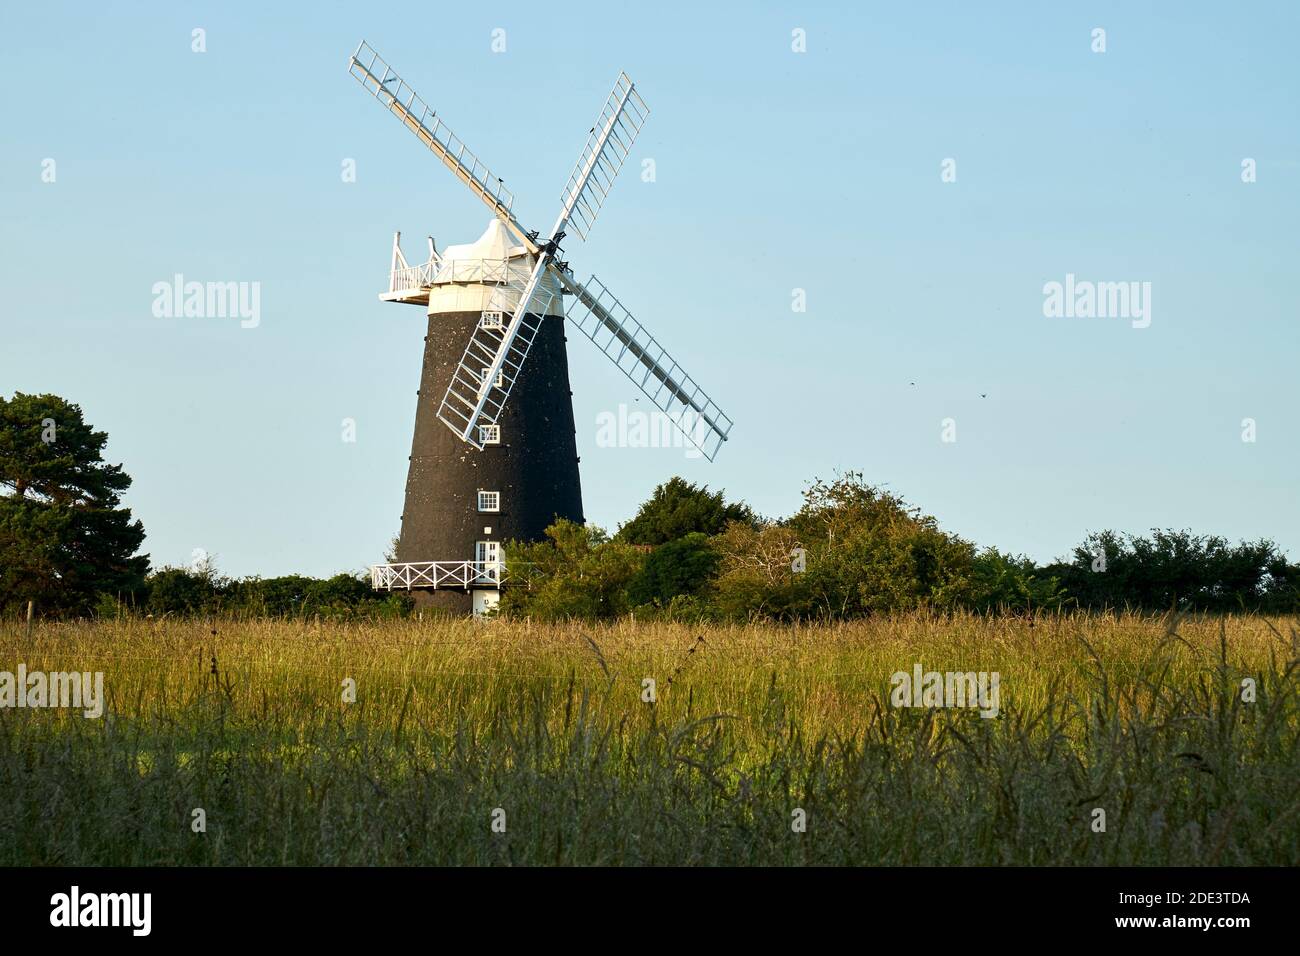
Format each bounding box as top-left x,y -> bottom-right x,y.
1,611 -> 1297,865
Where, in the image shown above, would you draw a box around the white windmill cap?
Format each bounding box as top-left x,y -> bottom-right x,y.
438,218 -> 528,263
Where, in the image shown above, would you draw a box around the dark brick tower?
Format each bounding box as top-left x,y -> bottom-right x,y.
391,221 -> 584,613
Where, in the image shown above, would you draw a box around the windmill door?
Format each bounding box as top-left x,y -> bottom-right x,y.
475,541 -> 501,583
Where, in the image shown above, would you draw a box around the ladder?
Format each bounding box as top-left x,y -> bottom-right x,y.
435,268 -> 558,448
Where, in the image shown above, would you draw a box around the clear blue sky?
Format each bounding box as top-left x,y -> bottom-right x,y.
2,1 -> 1297,578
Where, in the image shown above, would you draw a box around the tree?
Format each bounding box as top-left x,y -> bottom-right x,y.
967,548 -> 1065,612
227,572 -> 379,618
145,566 -> 222,616
500,519 -> 644,620
616,477 -> 754,546
711,521 -> 810,620
626,532 -> 719,606
0,393 -> 148,615
785,472 -> 976,617
1052,529 -> 1295,612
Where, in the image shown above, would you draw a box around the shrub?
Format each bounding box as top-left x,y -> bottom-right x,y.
786,473 -> 976,617
140,568 -> 410,620
711,522 -> 810,620
1052,529 -> 1297,612
626,532 -> 719,607
145,567 -> 223,616
501,520 -> 644,620
967,548 -> 1066,612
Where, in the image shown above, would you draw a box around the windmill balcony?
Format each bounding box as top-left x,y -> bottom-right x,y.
382,257 -> 533,305
369,560 -> 536,591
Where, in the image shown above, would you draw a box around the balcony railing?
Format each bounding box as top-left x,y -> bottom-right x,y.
370,560 -> 531,591
388,260 -> 438,292
388,257 -> 529,295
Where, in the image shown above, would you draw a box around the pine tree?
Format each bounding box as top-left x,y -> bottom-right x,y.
0,393 -> 148,615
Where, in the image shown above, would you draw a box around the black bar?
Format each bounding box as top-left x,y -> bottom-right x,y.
0,866 -> 1282,942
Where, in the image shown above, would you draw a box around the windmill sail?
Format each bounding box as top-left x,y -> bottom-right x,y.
559,73 -> 649,242
558,272 -> 732,461
437,71 -> 649,444
347,41 -> 537,253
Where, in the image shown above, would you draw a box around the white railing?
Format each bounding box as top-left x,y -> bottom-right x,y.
389,260 -> 437,292
370,560 -> 517,591
388,257 -> 528,294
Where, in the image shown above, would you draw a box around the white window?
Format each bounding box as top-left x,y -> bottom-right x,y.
477,490 -> 500,513
479,310 -> 505,330
480,366 -> 504,390
479,424 -> 500,445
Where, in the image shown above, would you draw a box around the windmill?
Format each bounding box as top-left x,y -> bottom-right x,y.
350,41 -> 732,614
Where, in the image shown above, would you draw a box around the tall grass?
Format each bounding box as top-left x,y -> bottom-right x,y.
1,611 -> 1296,865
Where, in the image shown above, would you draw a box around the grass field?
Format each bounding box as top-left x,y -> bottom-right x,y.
1,611 -> 1297,865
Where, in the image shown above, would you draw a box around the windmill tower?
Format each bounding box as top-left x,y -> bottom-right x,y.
349,42 -> 732,614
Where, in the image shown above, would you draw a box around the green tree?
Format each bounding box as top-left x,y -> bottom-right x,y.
145,566 -> 222,616
1052,529 -> 1295,612
142,567 -> 411,620
967,548 -> 1065,612
785,473 -> 976,617
0,394 -> 148,615
616,476 -> 754,545
501,519 -> 644,620
626,532 -> 719,606
710,521 -> 810,620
